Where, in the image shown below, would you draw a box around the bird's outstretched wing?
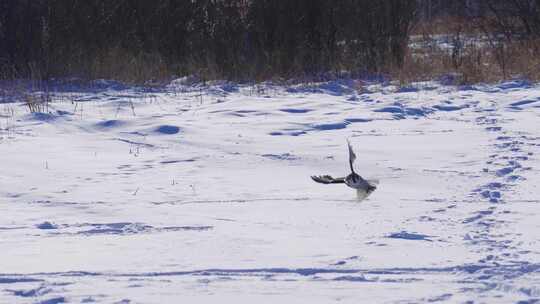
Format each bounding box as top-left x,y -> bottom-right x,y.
347,139 -> 357,174
311,175 -> 345,184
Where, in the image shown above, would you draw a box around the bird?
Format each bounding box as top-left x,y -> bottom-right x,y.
311,140 -> 377,199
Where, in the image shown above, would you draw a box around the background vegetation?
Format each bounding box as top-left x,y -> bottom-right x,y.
1,0 -> 540,84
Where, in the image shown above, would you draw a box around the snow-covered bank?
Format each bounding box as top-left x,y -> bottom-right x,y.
1,79 -> 539,303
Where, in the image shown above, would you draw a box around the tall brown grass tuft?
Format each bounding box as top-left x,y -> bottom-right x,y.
23,93 -> 49,113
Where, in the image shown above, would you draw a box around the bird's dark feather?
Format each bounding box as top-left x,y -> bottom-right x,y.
311,175 -> 345,184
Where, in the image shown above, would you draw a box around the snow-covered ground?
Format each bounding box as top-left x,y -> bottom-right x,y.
1,79 -> 539,303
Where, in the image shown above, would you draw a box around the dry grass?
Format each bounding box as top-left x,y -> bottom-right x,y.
501,39 -> 540,81
88,47 -> 172,85
45,46 -> 175,85
23,92 -> 50,113
0,65 -> 52,114
395,16 -> 540,86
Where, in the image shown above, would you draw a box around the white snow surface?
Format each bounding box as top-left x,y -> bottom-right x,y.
1,79 -> 539,303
